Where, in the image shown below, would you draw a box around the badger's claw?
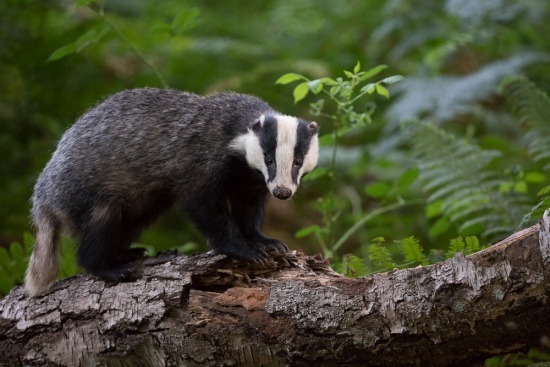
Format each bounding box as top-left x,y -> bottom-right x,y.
258,238 -> 288,255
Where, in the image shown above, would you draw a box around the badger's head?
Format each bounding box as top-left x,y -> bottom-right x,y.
231,114 -> 319,200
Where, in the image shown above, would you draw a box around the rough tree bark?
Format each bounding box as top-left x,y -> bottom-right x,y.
1,213 -> 549,367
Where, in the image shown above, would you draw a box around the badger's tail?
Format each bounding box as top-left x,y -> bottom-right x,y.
24,206 -> 61,297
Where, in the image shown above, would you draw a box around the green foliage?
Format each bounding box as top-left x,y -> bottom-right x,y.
0,233 -> 79,296
332,234 -> 484,276
279,62 -> 405,255
500,76 -> 550,222
332,254 -> 370,278
0,235 -> 31,294
367,237 -> 397,272
399,236 -> 427,266
407,121 -> 532,241
486,348 -> 550,367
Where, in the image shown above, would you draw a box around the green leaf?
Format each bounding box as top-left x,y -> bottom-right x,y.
396,168 -> 419,189
513,181 -> 527,193
293,82 -> 309,103
23,232 -> 34,253
320,77 -> 339,86
344,70 -> 354,78
302,166 -> 328,181
75,27 -> 109,52
429,217 -> 451,237
364,182 -> 390,198
0,247 -> 10,269
426,200 -> 442,219
538,185 -> 550,196
381,75 -> 404,85
318,133 -> 334,146
525,171 -> 546,183
307,79 -> 323,94
358,64 -> 388,81
151,24 -> 173,34
376,84 -> 390,98
172,8 -> 200,34
361,83 -> 376,94
353,61 -> 361,74
276,73 -> 305,85
48,43 -> 77,61
296,225 -> 322,239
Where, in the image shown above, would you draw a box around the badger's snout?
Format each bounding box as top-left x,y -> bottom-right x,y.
272,186 -> 293,200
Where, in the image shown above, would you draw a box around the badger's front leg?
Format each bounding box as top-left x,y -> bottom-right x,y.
186,193 -> 274,263
229,186 -> 288,255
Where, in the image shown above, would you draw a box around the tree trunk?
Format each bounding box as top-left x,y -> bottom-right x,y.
1,213 -> 549,367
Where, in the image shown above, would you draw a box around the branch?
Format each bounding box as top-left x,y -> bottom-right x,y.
1,213 -> 549,366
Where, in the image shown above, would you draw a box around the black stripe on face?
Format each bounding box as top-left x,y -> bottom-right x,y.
292,119 -> 313,183
257,116 -> 278,182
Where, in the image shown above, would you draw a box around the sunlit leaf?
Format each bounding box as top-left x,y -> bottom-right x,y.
276,73 -> 304,85
47,43 -> 77,61
172,8 -> 200,34
396,168 -> 419,189
296,225 -> 322,238
381,75 -> 404,85
376,84 -> 390,98
308,79 -> 323,94
353,61 -> 361,74
365,182 -> 390,198
293,82 -> 309,103
358,64 -> 388,81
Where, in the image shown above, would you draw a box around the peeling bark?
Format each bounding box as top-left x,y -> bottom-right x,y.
1,213 -> 550,367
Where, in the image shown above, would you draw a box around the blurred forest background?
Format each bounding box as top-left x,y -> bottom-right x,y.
1,0 -> 550,295
2,0 -> 550,362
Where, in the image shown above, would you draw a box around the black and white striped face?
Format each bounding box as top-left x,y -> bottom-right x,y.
231,114 -> 319,200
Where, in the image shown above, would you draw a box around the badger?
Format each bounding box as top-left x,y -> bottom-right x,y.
25,88 -> 319,297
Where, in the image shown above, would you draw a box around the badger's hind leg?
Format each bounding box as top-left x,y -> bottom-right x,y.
78,192 -> 174,282
77,203 -> 142,282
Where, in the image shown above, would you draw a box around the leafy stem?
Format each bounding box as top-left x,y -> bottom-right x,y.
277,62 -> 404,254
94,6 -> 169,88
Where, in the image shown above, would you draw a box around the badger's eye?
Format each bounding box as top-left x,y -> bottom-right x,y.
265,157 -> 274,166
294,158 -> 303,167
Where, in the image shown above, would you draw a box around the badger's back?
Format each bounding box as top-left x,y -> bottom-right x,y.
32,88 -> 272,213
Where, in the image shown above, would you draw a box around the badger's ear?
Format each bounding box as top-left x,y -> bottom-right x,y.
308,121 -> 319,135
251,114 -> 265,132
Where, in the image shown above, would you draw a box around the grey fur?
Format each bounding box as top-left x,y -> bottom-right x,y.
25,88 -> 318,296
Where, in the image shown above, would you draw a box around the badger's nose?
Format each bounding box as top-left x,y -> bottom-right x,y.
273,186 -> 292,200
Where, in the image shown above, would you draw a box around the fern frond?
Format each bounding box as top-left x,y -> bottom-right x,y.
407,121 -> 531,240
500,75 -> 550,127
368,242 -> 396,271
501,76 -> 550,221
399,236 -> 427,265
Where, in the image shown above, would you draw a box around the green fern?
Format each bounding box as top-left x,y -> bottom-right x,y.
367,238 -> 396,271
448,236 -> 481,257
501,76 -> 550,170
407,121 -> 531,240
500,76 -> 550,221
398,236 -> 428,266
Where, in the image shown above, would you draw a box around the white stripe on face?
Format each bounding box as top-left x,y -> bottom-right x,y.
229,130 -> 267,178
267,115 -> 298,195
300,133 -> 319,180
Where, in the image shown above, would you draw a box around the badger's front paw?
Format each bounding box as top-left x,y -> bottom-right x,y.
257,237 -> 288,255
213,238 -> 271,264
